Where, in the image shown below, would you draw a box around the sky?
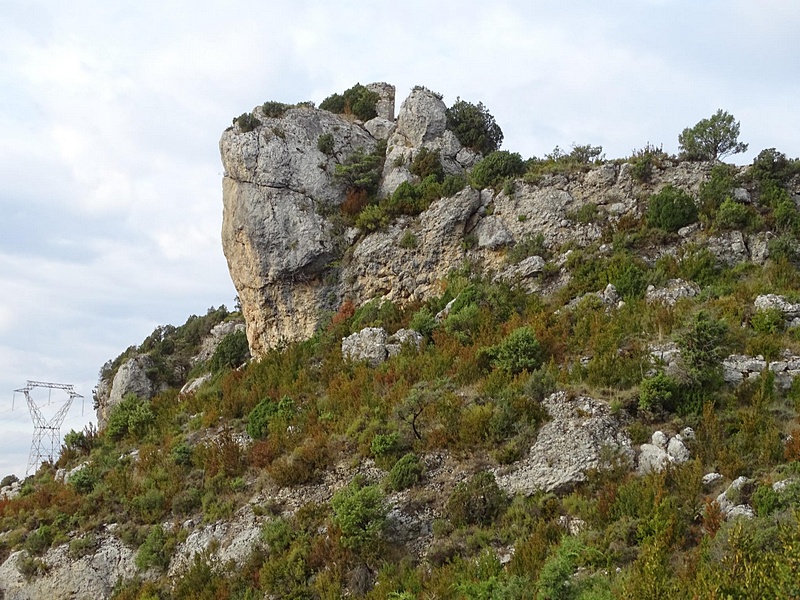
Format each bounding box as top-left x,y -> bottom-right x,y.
1,0 -> 799,479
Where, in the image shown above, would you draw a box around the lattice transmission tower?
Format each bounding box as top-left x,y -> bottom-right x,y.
14,381 -> 83,475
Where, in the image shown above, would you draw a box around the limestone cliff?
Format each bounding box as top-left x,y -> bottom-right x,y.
220,83 -> 766,356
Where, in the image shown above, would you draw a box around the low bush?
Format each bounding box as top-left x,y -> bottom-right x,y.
714,197 -> 752,231
317,133 -> 335,155
233,112 -> 260,133
629,143 -> 668,183
470,151 -> 525,190
491,326 -> 544,375
647,185 -> 698,232
210,330 -> 250,373
331,477 -> 388,553
387,453 -> 425,491
410,148 -> 444,182
446,471 -> 507,527
355,204 -> 389,232
320,83 -> 380,121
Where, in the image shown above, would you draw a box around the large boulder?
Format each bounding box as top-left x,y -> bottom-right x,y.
96,355 -> 158,428
496,392 -> 634,494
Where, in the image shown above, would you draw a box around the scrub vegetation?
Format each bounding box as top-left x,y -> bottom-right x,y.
3,112 -> 800,599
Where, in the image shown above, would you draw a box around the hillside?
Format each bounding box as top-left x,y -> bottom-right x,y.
2,83 -> 800,599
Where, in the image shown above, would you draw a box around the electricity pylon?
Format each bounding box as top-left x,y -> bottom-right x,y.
14,381 -> 83,475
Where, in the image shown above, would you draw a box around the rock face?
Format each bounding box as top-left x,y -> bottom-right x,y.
342,327 -> 422,367
496,392 -> 633,495
637,430 -> 692,474
0,533 -> 139,600
219,83 -> 764,357
96,355 -> 158,428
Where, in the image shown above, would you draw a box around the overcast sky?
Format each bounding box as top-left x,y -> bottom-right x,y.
1,0 -> 799,479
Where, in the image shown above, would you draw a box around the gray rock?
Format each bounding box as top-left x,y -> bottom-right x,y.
0,533 -> 139,600
193,320 -> 247,365
386,329 -> 423,358
645,279 -> 700,306
716,476 -> 754,519
754,293 -> 800,322
667,437 -> 690,464
97,355 -> 159,428
364,117 -> 396,141
342,327 -> 389,367
638,443 -> 670,474
496,392 -> 633,494
702,472 -> 723,486
707,231 -> 749,266
365,82 -> 396,121
475,216 -> 513,249
651,431 -> 669,450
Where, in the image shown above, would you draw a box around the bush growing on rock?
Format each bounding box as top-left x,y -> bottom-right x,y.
233,112 -> 260,133
210,329 -> 250,372
446,471 -> 507,527
320,83 -> 380,121
331,477 -> 388,553
470,150 -> 525,190
446,98 -> 503,155
317,132 -> 335,155
647,185 -> 698,232
410,147 -> 444,182
387,453 -> 425,491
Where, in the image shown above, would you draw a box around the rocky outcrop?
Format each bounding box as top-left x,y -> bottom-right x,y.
341,327 -> 423,367
754,293 -> 800,328
192,321 -> 247,364
0,533 -> 139,600
96,355 -> 158,428
715,476 -> 755,519
220,83 -> 762,357
637,429 -> 693,474
496,392 -> 633,495
645,279 -> 700,306
722,350 -> 800,388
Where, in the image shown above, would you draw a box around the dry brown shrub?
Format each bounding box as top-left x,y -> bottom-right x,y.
784,427 -> 800,461
341,188 -> 369,216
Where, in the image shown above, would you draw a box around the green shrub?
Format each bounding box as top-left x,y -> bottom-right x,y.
491,326 -> 544,375
355,204 -> 389,232
387,453 -> 425,491
639,372 -> 677,412
107,394 -> 155,441
399,231 -> 418,249
210,329 -> 250,372
262,101 -> 292,118
678,310 -> 727,391
68,533 -> 98,559
750,308 -> 785,335
700,163 -> 737,217
331,477 -> 388,552
715,197 -> 752,231
334,148 -> 384,196
647,185 -> 698,232
768,234 -> 800,263
678,109 -> 748,162
24,525 -> 54,556
317,132 -> 335,155
371,432 -> 402,467
409,307 -> 436,339
774,198 -> 800,233
320,83 -> 380,121
629,143 -> 668,183
233,112 -> 260,133
410,147 -> 444,182
506,233 -> 548,265
750,147 -> 800,187
441,174 -> 467,197
445,471 -> 507,527
262,517 -> 295,553
68,467 -> 98,494
247,396 -> 294,439
446,98 -> 503,154
470,151 -> 525,190
135,525 -> 170,572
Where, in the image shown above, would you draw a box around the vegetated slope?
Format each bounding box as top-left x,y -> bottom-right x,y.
2,85 -> 800,599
